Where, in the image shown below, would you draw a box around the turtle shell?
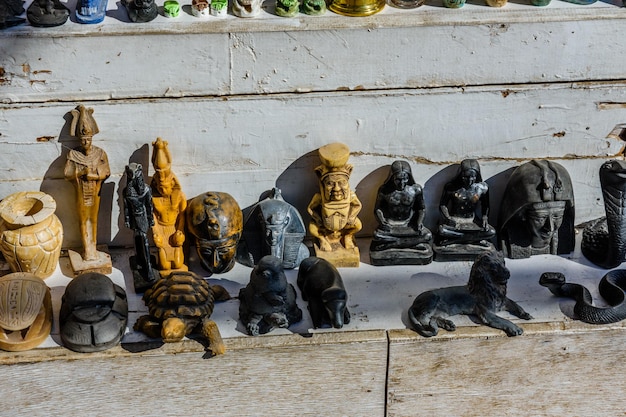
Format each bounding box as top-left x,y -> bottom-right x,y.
143,271 -> 215,322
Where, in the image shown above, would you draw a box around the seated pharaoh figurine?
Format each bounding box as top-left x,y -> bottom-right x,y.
433,159 -> 496,261
186,192 -> 243,275
236,188 -> 310,269
370,160 -> 433,265
307,143 -> 362,268
498,159 -> 574,259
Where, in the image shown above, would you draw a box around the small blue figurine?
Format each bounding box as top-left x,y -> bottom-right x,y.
75,0 -> 107,23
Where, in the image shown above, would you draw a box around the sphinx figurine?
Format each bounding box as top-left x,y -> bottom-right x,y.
123,163 -> 159,292
370,160 -> 433,266
433,159 -> 496,261
238,255 -> 302,336
122,0 -> 158,22
582,160 -> 626,269
236,188 -> 309,269
232,0 -> 262,17
26,0 -> 69,27
187,192 -> 243,275
307,143 -> 362,268
150,138 -> 187,273
64,105 -> 112,276
498,159 -> 575,259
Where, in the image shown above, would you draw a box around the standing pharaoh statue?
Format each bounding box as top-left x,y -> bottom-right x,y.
307,143 -> 362,267
64,105 -> 112,275
150,137 -> 187,272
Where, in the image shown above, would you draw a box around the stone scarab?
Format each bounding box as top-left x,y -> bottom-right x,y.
60,272 -> 128,353
134,271 -> 228,355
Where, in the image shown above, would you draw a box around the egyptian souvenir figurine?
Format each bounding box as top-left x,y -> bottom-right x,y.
370,160 -> 433,266
150,138 -> 188,273
26,0 -> 69,27
0,272 -> 52,352
134,271 -> 227,355
75,0 -> 108,23
433,159 -> 496,261
275,0 -> 298,17
498,160 -> 575,259
186,192 -> 243,275
210,0 -> 227,16
232,0 -> 262,17
191,0 -> 210,16
582,160 -> 626,269
307,143 -> 362,268
0,0 -> 25,28
409,251 -> 532,337
123,163 -> 159,292
238,255 -> 302,336
60,272 -> 128,353
0,191 -> 63,279
301,0 -> 325,15
390,0 -> 424,9
297,256 -> 350,329
64,105 -> 112,276
236,188 -> 309,269
123,0 -> 158,22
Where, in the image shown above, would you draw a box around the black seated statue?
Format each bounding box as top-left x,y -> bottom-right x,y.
1,0 -> 25,29
26,0 -> 69,27
433,159 -> 496,261
236,188 -> 310,269
60,272 -> 128,352
238,255 -> 302,336
370,160 -> 433,265
123,0 -> 157,22
297,256 -> 350,329
498,159 -> 574,259
123,163 -> 158,292
582,160 -> 626,268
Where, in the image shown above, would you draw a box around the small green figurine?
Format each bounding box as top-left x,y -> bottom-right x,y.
276,0 -> 299,16
301,0 -> 325,15
210,0 -> 227,16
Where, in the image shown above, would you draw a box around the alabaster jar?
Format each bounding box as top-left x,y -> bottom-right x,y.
0,191 -> 63,279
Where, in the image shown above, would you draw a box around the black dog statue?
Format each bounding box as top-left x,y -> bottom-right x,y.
297,256 -> 351,329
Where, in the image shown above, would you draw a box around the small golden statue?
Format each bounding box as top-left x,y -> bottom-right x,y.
307,143 -> 362,267
64,105 -> 112,276
150,137 -> 187,272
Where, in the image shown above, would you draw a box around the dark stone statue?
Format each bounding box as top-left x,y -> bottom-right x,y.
498,159 -> 574,259
408,251 -> 532,337
297,256 -> 350,329
433,159 -> 496,261
123,0 -> 158,22
582,160 -> 626,269
59,272 -> 128,353
123,162 -> 158,292
26,0 -> 69,27
370,160 -> 433,265
186,192 -> 243,275
0,0 -> 25,29
236,188 -> 309,269
238,255 -> 302,336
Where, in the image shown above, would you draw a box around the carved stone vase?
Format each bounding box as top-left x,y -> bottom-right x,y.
0,191 -> 63,279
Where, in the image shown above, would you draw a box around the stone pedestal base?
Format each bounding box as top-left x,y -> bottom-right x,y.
370,245 -> 433,266
433,242 -> 495,262
68,249 -> 112,276
314,243 -> 360,267
130,255 -> 160,293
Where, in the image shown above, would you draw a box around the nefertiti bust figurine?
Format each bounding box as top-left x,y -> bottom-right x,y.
498,159 -> 575,259
307,143 -> 362,268
370,160 -> 433,265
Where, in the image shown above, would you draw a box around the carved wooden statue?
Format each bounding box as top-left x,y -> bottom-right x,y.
150,137 -> 187,272
123,162 -> 158,292
433,159 -> 496,261
236,187 -> 309,269
498,159 -> 574,259
307,143 -> 362,267
370,160 -> 433,265
64,105 -> 112,276
186,192 -> 243,275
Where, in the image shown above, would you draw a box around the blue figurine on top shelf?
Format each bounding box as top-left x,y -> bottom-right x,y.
75,0 -> 107,23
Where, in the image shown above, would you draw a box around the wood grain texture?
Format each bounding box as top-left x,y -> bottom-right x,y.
388,326 -> 626,417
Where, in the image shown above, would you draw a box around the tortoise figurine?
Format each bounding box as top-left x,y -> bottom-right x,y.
134,270 -> 229,355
